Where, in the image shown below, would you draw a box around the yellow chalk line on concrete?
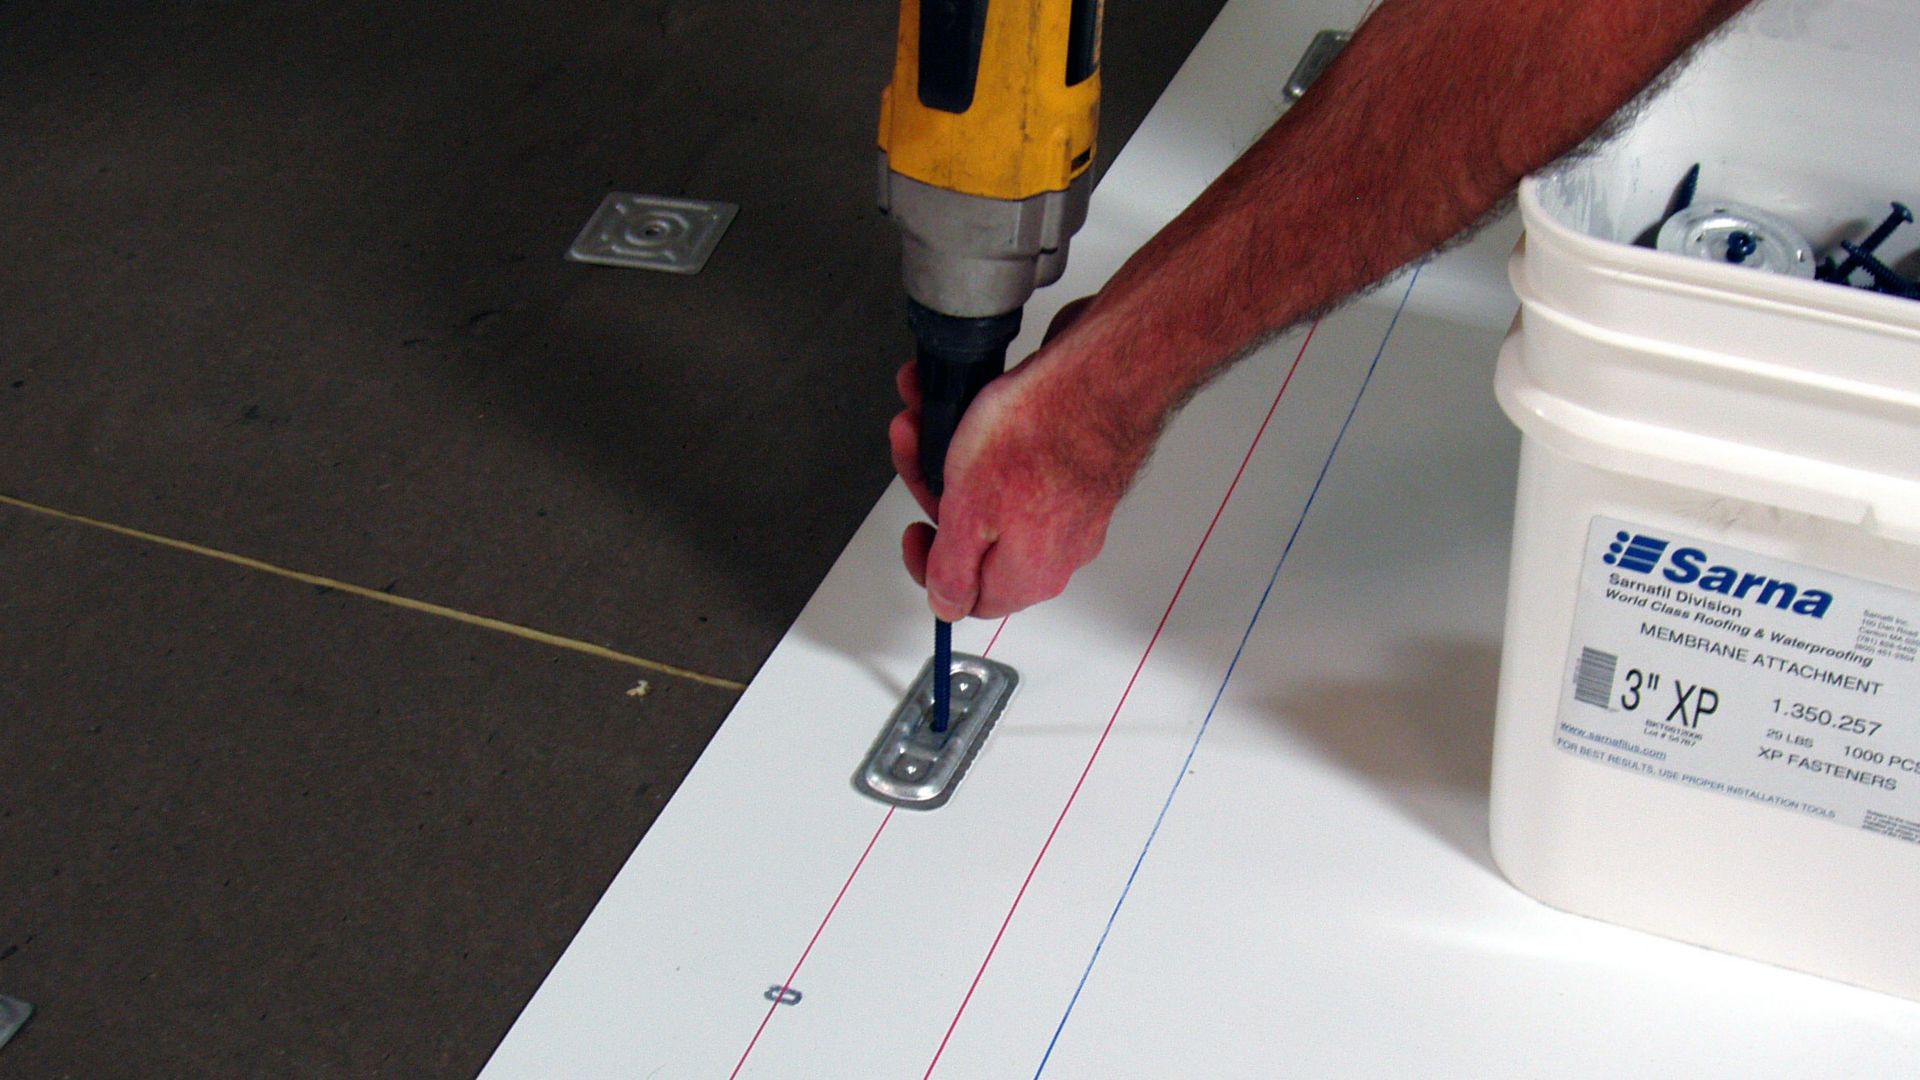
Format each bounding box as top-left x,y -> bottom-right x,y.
0,492 -> 748,692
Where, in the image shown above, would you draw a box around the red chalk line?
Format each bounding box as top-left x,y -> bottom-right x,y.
728,615 -> 1012,1077
920,322 -> 1318,1078
732,315 -> 1312,1079
728,803 -> 896,1079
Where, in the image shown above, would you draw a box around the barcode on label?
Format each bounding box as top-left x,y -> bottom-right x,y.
1573,647 -> 1618,709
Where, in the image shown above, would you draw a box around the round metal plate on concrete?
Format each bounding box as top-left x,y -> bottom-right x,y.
566,193 -> 739,275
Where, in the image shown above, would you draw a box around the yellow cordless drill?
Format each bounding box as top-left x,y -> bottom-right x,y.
879,0 -> 1103,730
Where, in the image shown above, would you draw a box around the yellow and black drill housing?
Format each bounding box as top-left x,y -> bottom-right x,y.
879,0 -> 1102,319
880,0 -> 1101,202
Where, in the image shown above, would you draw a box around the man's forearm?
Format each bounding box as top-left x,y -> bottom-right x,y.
904,0 -> 1756,621
1046,0 -> 1751,448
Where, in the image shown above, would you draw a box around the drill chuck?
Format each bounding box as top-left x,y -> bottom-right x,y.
907,299 -> 1023,496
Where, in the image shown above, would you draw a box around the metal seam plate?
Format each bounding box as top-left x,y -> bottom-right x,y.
566,193 -> 739,274
855,653 -> 1019,810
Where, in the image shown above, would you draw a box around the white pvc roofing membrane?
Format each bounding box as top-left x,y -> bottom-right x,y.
480,1 -> 1920,1075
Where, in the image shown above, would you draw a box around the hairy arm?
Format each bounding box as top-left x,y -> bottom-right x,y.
894,0 -> 1753,622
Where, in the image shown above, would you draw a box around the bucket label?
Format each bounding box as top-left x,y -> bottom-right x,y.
1557,517 -> 1920,844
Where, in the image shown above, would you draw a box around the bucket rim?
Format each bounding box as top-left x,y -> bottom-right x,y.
1516,176 -> 1920,333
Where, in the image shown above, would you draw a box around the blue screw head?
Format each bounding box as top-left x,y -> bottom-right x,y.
1724,230 -> 1758,264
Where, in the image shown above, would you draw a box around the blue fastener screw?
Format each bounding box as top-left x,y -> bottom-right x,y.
1839,241 -> 1920,299
1724,230 -> 1758,264
1830,202 -> 1912,283
931,619 -> 953,734
1667,163 -> 1701,218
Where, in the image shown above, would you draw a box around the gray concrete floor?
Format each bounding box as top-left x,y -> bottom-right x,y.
0,2 -> 1226,1075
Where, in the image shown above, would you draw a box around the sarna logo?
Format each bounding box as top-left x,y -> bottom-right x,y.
1603,531 -> 1832,618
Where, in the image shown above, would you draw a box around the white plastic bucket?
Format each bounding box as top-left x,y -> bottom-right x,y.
1489,0 -> 1920,1000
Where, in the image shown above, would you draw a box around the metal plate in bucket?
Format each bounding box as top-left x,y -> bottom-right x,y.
855,654 -> 1018,810
1655,201 -> 1816,278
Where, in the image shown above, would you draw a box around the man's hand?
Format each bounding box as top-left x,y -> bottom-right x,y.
889,0 -> 1752,622
890,300 -> 1149,621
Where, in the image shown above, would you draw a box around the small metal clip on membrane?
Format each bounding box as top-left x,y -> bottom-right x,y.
855,654 -> 1018,810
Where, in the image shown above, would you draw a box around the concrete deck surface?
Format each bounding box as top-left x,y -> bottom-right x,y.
0,2 -> 1226,1075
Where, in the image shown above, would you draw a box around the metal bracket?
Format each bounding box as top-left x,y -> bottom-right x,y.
854,653 -> 1018,810
566,193 -> 738,274
1285,29 -> 1351,101
0,995 -> 31,1051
